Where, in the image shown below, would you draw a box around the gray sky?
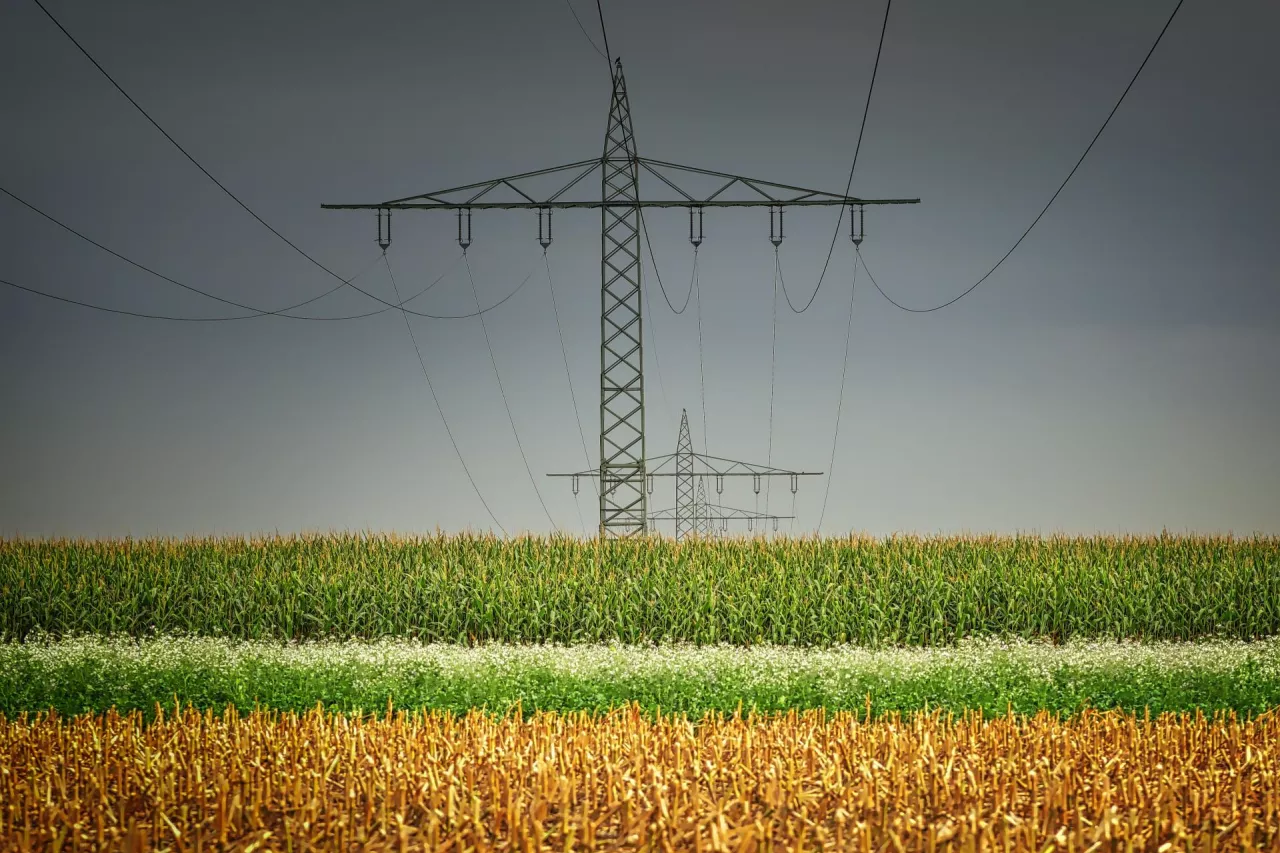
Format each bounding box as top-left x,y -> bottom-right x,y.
1,0 -> 1277,538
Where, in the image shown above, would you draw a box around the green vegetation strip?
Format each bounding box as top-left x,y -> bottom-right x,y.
3,535 -> 1278,644
4,637 -> 1279,719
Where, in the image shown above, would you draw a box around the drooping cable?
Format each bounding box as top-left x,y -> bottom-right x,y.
594,0 -> 613,66
2,183 -> 467,320
861,0 -> 1185,313
463,254 -> 559,532
564,0 -> 608,61
777,0 -> 892,315
29,0 -> 539,323
635,215 -> 673,423
29,0 -> 365,295
382,254 -> 507,535
693,251 -> 709,457
764,249 -> 780,520
0,253 -> 481,321
544,251 -> 598,532
816,255 -> 860,532
639,209 -> 693,314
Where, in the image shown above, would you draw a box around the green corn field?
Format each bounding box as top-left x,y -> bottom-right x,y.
3,533 -> 1277,644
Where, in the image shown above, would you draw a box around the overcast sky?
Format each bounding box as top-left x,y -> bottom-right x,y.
1,0 -> 1277,539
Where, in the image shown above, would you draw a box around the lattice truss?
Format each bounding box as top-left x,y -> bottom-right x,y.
323,60 -> 917,537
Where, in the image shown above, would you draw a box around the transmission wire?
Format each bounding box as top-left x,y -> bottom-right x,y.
382,254 -> 507,535
563,0 -> 608,60
860,0 -> 1186,313
543,251 -> 598,532
816,256 -> 860,532
29,0 -> 537,323
0,184 -> 469,321
29,0 -> 366,296
463,255 -> 559,532
693,251 -> 709,456
810,0 -> 893,530
639,209 -> 693,314
764,249 -> 780,521
594,0 -> 612,66
777,0 -> 892,315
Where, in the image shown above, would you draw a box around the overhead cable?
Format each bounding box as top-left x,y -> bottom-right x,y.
639,209 -> 693,314
544,252 -> 598,530
862,0 -> 1186,313
816,256 -> 861,531
779,0 -> 892,315
382,254 -> 508,535
813,0 -> 893,531
463,255 -> 559,532
1,184 -> 465,321
693,252 -> 709,456
764,250 -> 780,519
29,0 -> 364,297
563,0 -> 608,61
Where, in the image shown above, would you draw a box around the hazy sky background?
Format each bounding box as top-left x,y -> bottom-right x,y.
1,0 -> 1277,538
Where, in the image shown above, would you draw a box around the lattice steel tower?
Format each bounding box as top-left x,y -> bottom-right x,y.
598,61 -> 647,536
323,60 -> 918,538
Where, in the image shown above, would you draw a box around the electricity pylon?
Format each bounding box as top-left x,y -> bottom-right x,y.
553,409 -> 818,541
323,59 -> 918,538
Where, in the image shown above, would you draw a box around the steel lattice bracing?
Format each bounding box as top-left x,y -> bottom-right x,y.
599,59 -> 647,537
695,478 -> 713,537
674,409 -> 695,540
324,60 -> 919,539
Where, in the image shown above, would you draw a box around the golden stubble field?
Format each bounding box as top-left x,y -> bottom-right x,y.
2,704 -> 1278,851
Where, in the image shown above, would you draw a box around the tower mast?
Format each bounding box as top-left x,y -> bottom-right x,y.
599,59 -> 647,537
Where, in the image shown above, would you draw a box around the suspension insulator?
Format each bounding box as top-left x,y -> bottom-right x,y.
720,517 -> 728,532
571,474 -> 580,496
747,518 -> 754,533
850,204 -> 865,247
715,475 -> 724,495
769,205 -> 784,247
457,208 -> 472,253
376,208 -> 391,252
752,474 -> 761,495
773,517 -> 779,532
689,206 -> 704,249
790,473 -> 798,495
646,474 -> 654,495
538,207 -> 552,251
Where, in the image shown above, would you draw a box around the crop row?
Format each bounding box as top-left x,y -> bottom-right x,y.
6,636 -> 1280,717
3,533 -> 1278,643
4,703 -> 1278,850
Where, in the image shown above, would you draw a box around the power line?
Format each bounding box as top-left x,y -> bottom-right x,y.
382,254 -> 507,535
29,0 -> 539,324
594,0 -> 613,65
813,0 -> 893,530
764,249 -> 780,519
639,209 -> 693,314
463,255 -> 559,531
563,0 -> 608,61
861,0 -> 1186,313
1,184 -> 464,321
0,253 -> 509,322
543,251 -> 598,529
640,243 -> 674,423
693,251 -> 709,457
777,0 -> 892,315
29,0 -> 359,293
816,256 -> 860,532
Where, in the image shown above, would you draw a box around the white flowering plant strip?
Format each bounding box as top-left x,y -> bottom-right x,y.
3,635 -> 1278,719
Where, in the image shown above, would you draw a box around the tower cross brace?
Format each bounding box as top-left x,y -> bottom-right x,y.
322,58 -> 918,538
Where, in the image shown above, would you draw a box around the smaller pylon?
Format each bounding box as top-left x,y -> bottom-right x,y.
696,478 -> 713,537
675,410 -> 696,541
